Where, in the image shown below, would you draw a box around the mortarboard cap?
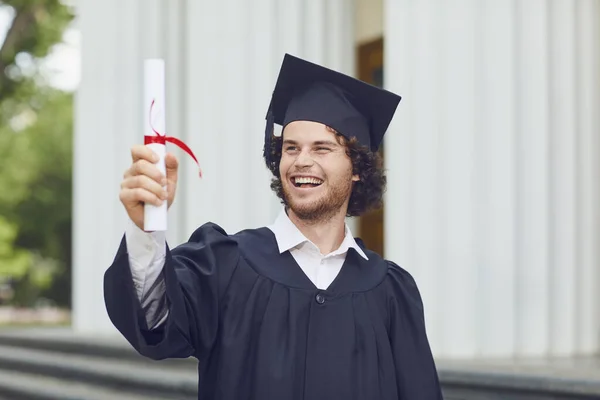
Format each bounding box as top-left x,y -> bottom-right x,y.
263,53 -> 402,167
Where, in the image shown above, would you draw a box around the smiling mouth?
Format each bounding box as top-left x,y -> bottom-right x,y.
292,176 -> 324,188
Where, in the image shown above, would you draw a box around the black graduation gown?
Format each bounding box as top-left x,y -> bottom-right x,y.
104,222 -> 443,400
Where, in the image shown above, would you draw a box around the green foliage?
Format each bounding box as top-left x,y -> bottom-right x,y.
0,88 -> 73,307
0,216 -> 31,279
0,0 -> 75,308
0,0 -> 74,101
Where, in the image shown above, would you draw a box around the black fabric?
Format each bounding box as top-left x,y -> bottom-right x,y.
282,82 -> 371,149
104,223 -> 443,400
263,54 -> 402,165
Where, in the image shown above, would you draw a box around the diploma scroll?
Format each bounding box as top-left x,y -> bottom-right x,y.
143,59 -> 168,231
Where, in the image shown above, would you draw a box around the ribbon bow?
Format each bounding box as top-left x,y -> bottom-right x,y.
144,99 -> 202,178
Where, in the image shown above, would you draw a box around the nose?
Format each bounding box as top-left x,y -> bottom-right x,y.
294,148 -> 314,168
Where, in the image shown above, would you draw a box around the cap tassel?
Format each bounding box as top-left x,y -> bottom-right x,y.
263,107 -> 275,168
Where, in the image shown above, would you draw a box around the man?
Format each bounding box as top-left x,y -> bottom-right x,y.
104,54 -> 443,399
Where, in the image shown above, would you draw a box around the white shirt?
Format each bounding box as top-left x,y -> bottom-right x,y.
124,208 -> 368,329
125,217 -> 166,302
267,208 -> 368,290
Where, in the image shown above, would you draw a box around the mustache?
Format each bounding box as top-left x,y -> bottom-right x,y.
287,168 -> 323,176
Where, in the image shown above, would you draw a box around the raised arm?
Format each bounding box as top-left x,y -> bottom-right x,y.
103,145 -> 238,362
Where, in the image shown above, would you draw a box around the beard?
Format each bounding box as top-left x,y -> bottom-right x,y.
282,173 -> 353,224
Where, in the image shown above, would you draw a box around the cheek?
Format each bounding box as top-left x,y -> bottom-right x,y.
279,156 -> 291,179
326,159 -> 353,180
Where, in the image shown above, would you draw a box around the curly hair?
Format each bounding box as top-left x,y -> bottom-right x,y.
265,127 -> 387,217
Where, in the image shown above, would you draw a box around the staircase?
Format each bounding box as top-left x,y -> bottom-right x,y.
2,327 -> 600,399
438,358 -> 600,400
0,328 -> 197,400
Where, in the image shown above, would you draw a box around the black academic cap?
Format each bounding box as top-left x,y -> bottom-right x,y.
263,53 -> 401,167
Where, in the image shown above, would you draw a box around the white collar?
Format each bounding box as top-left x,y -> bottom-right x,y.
267,208 -> 369,260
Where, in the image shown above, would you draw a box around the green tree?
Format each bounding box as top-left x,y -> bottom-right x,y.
0,0 -> 74,307
0,215 -> 31,280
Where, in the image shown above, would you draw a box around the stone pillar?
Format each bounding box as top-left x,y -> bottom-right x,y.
383,0 -> 600,358
73,0 -> 355,334
181,0 -> 355,237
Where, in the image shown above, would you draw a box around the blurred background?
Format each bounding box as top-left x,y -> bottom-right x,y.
0,0 -> 599,399
0,0 -> 76,323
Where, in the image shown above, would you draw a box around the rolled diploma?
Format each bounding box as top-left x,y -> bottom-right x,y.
143,59 -> 167,231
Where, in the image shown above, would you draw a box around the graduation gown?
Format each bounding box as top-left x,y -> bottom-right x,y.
104,222 -> 443,400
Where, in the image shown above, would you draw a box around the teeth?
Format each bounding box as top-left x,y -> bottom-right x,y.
294,177 -> 323,185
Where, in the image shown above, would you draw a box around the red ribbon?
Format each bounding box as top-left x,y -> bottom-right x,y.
144,99 -> 202,178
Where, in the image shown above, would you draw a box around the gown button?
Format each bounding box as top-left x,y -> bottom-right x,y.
315,293 -> 325,304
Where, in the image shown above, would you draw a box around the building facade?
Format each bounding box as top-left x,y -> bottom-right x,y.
74,0 -> 600,360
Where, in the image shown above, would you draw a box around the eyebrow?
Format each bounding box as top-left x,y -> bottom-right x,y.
282,139 -> 339,147
313,140 -> 338,147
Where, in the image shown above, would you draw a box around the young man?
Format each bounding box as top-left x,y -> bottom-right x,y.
105,54 -> 443,399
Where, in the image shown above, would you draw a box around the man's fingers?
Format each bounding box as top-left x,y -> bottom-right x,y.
131,144 -> 159,163
119,187 -> 164,207
121,175 -> 167,200
165,152 -> 178,168
165,152 -> 178,173
129,159 -> 166,185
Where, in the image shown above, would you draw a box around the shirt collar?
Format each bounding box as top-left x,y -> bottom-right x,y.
267,208 -> 369,260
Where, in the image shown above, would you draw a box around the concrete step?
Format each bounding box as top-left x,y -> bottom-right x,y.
0,327 -> 194,369
0,369 -> 175,400
438,360 -> 600,400
0,344 -> 197,399
3,328 -> 600,399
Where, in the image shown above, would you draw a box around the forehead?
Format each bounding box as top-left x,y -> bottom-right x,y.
282,120 -> 338,143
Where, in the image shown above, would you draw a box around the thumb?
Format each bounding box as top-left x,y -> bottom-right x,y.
165,152 -> 179,179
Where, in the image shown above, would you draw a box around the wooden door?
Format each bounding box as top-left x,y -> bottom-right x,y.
357,38 -> 385,257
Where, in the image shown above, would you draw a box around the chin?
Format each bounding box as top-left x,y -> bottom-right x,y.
286,193 -> 341,222
287,195 -> 318,211
289,204 -> 329,221
290,199 -> 321,212
281,180 -> 351,222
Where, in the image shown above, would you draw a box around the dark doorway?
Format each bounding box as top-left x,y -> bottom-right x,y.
356,37 -> 385,256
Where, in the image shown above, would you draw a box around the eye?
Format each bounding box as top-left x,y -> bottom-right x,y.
284,145 -> 298,152
316,147 -> 331,153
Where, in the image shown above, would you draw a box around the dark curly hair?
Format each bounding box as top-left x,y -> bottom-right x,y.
265,127 -> 387,217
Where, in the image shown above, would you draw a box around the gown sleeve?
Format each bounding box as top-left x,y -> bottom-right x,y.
385,261 -> 444,399
103,222 -> 240,362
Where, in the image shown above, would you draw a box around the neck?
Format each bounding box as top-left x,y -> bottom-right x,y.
287,207 -> 348,255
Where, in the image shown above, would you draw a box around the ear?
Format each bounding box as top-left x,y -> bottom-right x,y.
352,174 -> 360,182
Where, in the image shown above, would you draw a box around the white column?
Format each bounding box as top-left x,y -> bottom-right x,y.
162,0 -> 188,246
73,0 -> 355,334
181,0 -> 355,236
576,0 -> 600,355
72,0 -> 134,334
515,0 -> 551,357
383,0 -> 600,358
